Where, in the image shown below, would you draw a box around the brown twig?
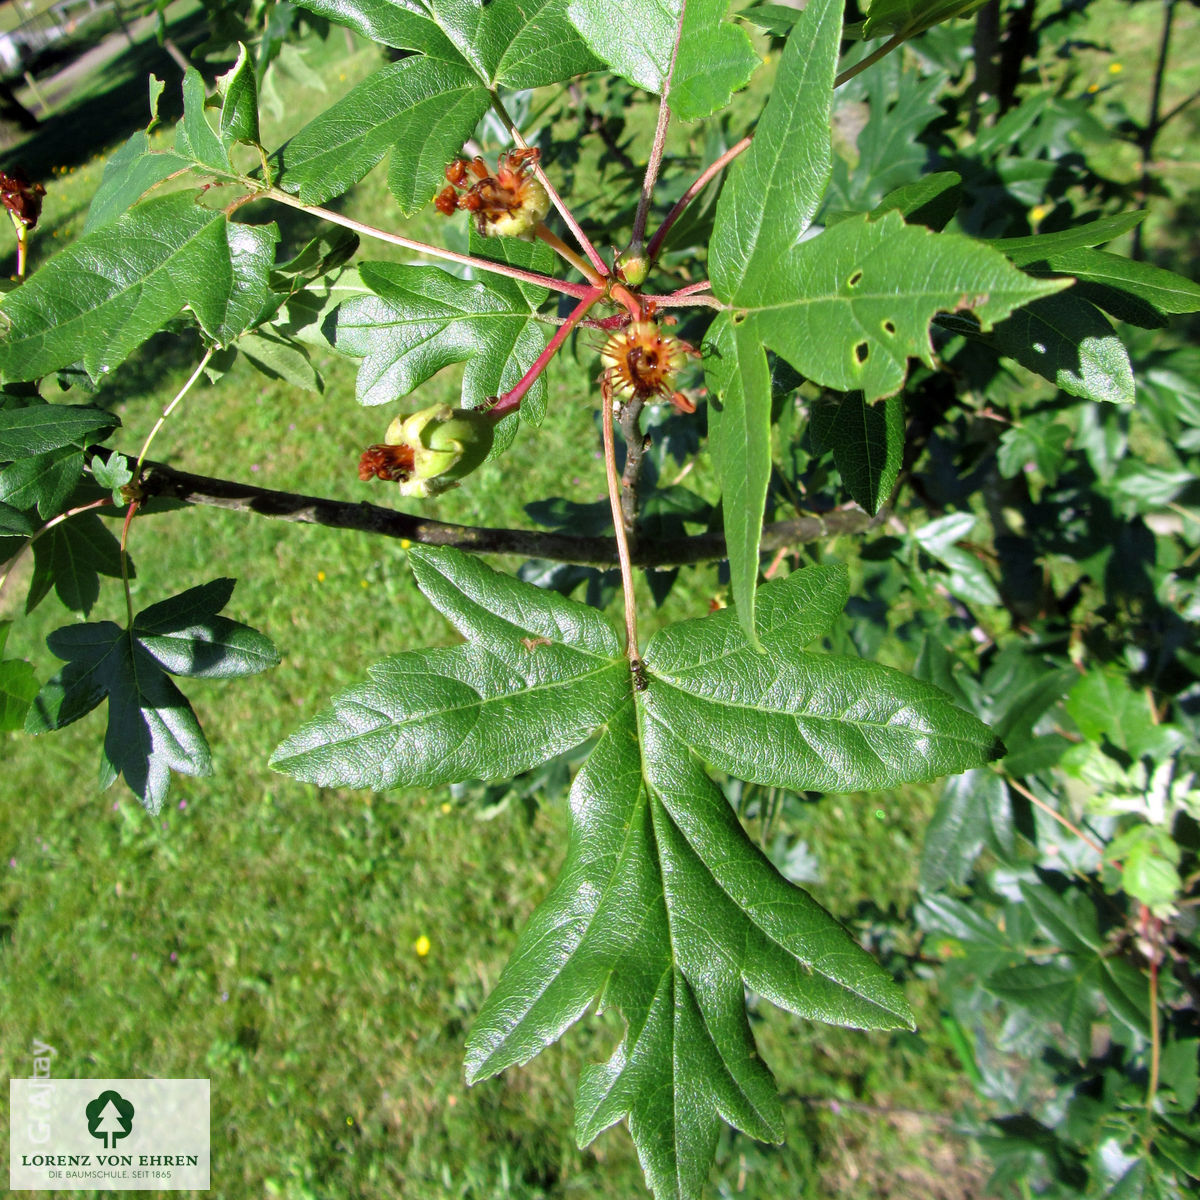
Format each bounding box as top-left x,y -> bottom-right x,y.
134,460 -> 878,567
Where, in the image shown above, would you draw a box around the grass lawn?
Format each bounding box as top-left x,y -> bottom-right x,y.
8,4 -> 1193,1195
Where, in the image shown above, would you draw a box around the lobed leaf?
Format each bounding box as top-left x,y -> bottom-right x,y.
0,193 -> 279,382
272,56 -> 490,212
24,581 -> 278,810
710,0 -> 843,303
742,211 -> 1069,402
0,402 -> 118,459
334,260 -> 549,408
272,548 -> 1005,1198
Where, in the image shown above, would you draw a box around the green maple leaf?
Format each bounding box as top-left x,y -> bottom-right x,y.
334,258 -> 551,413
705,0 -> 1066,643
0,193 -> 278,383
25,580 -> 280,810
271,546 -> 1002,1198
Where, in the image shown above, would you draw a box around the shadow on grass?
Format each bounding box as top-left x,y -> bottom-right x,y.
0,8 -> 212,178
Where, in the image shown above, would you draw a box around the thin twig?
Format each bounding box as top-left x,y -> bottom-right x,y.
617,397 -> 647,545
489,92 -> 610,278
632,0 -> 687,252
132,462 -> 878,567
1145,906 -> 1162,1116
1006,775 -> 1106,857
535,224 -> 605,286
489,289 -> 602,418
602,383 -> 641,657
136,347 -> 214,472
646,136 -> 751,261
834,32 -> 907,89
264,188 -> 595,300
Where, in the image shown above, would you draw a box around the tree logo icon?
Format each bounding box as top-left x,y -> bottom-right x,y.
85,1090 -> 135,1149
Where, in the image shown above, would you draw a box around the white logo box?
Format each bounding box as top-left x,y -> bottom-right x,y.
10,1079 -> 209,1191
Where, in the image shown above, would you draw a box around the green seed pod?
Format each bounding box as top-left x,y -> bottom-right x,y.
383,404 -> 495,497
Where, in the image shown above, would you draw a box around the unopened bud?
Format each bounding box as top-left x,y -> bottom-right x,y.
616,247 -> 649,288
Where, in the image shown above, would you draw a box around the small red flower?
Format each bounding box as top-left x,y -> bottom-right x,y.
601,319 -> 698,413
434,148 -> 550,239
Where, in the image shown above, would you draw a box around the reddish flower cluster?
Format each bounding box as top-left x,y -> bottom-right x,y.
601,319 -> 698,413
0,168 -> 46,229
434,149 -> 550,238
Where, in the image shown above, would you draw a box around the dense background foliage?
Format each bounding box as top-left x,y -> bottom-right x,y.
1,0 -> 1199,1196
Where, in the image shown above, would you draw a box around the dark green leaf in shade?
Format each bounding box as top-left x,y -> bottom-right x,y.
672,0 -> 761,121
25,622 -> 211,811
0,403 -> 118,459
860,0 -> 987,38
919,769 -> 1011,891
0,193 -> 279,382
868,170 -> 962,231
271,548 -> 1008,1196
703,311 -> 771,648
1033,247 -> 1200,317
175,67 -> 227,171
217,42 -> 261,151
84,130 -> 190,232
26,513 -> 124,615
983,292 -> 1134,404
1065,667 -> 1177,760
988,211 -> 1148,266
239,331 -> 322,393
0,447 -> 83,519
334,260 -> 549,408
710,0 -> 843,302
0,621 -> 37,732
985,962 -> 1099,1060
24,580 -> 277,810
273,57 -> 489,212
809,391 -> 903,514
134,578 -> 281,679
0,501 -> 34,534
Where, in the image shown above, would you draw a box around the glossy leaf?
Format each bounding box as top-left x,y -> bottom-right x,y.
983,292 -> 1135,404
989,212 -> 1147,266
273,548 -> 1003,1196
809,391 -> 903,514
861,0 -> 987,37
175,67 -> 227,171
703,311 -> 771,648
334,260 -> 549,408
273,57 -> 489,212
0,193 -> 279,382
217,42 -> 261,151
0,402 -> 118,459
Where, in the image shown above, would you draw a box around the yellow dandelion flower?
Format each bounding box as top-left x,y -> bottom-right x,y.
1108,62 -> 1122,75
414,935 -> 431,957
1029,204 -> 1050,225
317,570 -> 326,582
1087,83 -> 1100,94
400,538 -> 412,550
360,578 -> 369,588
440,801 -> 452,814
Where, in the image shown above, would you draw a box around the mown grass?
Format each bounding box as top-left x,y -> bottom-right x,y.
12,5 -> 1191,1196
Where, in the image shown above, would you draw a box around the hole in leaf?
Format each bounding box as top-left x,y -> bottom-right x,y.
731,310 -> 748,325
854,342 -> 869,364
848,270 -> 863,288
882,319 -> 896,335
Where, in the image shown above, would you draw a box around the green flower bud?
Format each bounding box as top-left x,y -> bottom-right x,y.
382,404 -> 494,497
616,246 -> 649,287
